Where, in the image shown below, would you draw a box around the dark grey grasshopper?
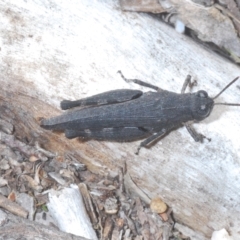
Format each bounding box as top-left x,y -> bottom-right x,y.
41,71 -> 240,154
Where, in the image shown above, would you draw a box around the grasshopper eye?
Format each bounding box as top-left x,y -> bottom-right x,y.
198,104 -> 209,114
197,90 -> 208,98
196,103 -> 212,119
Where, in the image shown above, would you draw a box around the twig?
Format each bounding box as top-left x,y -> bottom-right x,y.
0,193 -> 28,218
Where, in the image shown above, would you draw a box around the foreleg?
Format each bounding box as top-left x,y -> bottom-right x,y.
184,122 -> 211,142
181,75 -> 197,93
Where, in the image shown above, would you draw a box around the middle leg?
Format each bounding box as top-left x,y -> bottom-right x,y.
136,128 -> 167,154
118,70 -> 163,92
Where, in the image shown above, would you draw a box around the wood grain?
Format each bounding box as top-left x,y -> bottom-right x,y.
0,0 -> 240,238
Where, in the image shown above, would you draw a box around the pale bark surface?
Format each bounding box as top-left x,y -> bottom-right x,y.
0,212 -> 89,240
0,0 -> 240,239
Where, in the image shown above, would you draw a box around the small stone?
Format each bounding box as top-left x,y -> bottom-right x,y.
29,155 -> 39,162
150,197 -> 167,214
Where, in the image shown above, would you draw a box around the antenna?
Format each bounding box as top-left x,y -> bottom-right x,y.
213,76 -> 240,106
213,76 -> 239,100
214,103 -> 240,106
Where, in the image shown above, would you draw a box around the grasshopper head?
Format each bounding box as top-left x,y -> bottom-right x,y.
191,76 -> 240,121
191,90 -> 214,121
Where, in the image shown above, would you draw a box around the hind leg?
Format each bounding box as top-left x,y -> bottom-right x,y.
65,127 -> 150,141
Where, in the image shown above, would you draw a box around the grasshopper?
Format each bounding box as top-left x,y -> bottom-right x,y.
41,72 -> 240,154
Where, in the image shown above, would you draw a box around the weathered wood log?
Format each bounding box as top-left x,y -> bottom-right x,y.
0,0 -> 240,239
